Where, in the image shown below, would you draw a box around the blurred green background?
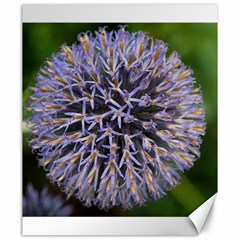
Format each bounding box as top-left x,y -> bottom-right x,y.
23,23 -> 217,216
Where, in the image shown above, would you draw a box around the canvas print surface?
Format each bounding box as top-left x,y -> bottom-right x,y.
23,22 -> 217,218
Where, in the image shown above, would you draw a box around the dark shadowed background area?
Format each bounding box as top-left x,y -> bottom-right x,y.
23,23 -> 217,216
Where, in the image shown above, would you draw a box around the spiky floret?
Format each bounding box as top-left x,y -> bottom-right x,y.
23,184 -> 73,216
28,26 -> 205,210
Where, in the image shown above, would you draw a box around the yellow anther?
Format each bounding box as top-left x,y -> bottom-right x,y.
47,61 -> 53,67
41,121 -> 50,126
30,96 -> 39,101
88,172 -> 96,184
71,154 -> 80,163
129,169 -> 134,179
43,155 -> 55,166
110,144 -> 117,154
45,104 -> 61,110
35,108 -> 43,113
84,92 -> 93,100
47,68 -> 54,74
95,115 -> 103,122
109,58 -> 113,71
138,42 -> 145,58
191,108 -> 203,115
162,164 -> 168,171
68,132 -> 81,140
193,126 -> 204,132
106,128 -> 113,135
84,134 -> 95,145
153,63 -> 163,78
169,139 -> 185,150
146,170 -> 153,181
153,47 -> 162,61
51,138 -> 64,146
41,138 -> 53,144
50,168 -> 57,177
110,162 -> 115,175
102,34 -> 107,48
178,70 -> 191,80
87,150 -> 98,162
55,75 -> 68,85
73,113 -> 85,119
73,74 -> 85,86
140,150 -> 152,162
91,71 -> 100,83
40,87 -> 54,93
58,174 -> 65,181
155,80 -> 170,92
62,46 -> 72,55
109,46 -> 114,56
53,119 -> 66,124
67,56 -> 75,66
130,183 -> 136,194
119,40 -> 124,52
127,54 -> 135,67
40,68 -> 47,75
124,149 -> 130,162
155,147 -> 168,155
181,155 -> 191,162
113,78 -> 119,89
106,179 -> 111,191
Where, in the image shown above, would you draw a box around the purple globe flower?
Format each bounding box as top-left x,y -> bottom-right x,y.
28,26 -> 205,210
23,184 -> 73,216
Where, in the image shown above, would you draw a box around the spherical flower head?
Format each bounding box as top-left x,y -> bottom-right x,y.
28,26 -> 205,210
23,183 -> 73,216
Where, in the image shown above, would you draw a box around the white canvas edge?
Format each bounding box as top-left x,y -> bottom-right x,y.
22,4 -> 218,23
22,193 -> 217,236
22,216 -> 197,236
189,193 -> 217,234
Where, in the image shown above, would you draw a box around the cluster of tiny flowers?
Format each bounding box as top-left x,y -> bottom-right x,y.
23,184 -> 73,216
28,26 -> 205,210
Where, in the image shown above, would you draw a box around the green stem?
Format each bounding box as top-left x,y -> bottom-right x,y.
171,175 -> 205,213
